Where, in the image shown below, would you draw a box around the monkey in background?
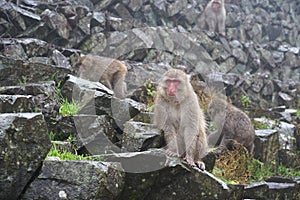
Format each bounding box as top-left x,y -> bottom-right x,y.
198,0 -> 226,36
154,69 -> 208,170
207,96 -> 255,154
78,54 -> 127,99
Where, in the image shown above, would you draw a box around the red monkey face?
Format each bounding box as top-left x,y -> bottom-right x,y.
212,0 -> 221,9
165,78 -> 181,97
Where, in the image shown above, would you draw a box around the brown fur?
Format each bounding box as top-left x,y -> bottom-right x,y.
198,0 -> 226,35
207,97 -> 255,154
78,54 -> 127,98
154,69 -> 208,169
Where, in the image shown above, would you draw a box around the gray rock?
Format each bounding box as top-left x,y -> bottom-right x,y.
254,129 -> 279,167
272,51 -> 285,63
254,118 -> 296,150
41,9 -> 70,40
51,49 -> 72,69
284,52 -> 300,68
0,113 -> 51,200
73,114 -> 121,154
260,48 -> 276,68
101,149 -> 239,199
1,43 -> 27,60
0,95 -> 35,113
232,48 -> 248,64
245,181 -> 300,200
61,74 -> 146,130
21,160 -> 125,200
0,56 -> 71,86
122,121 -> 163,152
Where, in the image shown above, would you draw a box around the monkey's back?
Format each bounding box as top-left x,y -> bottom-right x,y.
223,104 -> 255,153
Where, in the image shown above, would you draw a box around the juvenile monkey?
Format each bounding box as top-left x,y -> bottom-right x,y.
207,96 -> 255,154
78,54 -> 127,99
154,69 -> 208,170
198,0 -> 226,35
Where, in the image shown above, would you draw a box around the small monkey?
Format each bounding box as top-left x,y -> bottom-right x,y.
207,97 -> 255,154
78,54 -> 127,98
198,0 -> 226,35
154,69 -> 208,170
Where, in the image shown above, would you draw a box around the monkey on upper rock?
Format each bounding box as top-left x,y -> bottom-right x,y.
78,54 -> 127,99
198,0 -> 226,36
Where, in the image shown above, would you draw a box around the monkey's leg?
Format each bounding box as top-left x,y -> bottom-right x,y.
217,17 -> 226,36
183,129 -> 198,167
207,18 -> 217,32
163,130 -> 179,157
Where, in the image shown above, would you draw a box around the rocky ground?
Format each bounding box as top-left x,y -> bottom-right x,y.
0,0 -> 299,199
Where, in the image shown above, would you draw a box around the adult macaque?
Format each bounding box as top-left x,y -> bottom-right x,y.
78,54 -> 127,99
207,97 -> 255,154
154,69 -> 208,170
198,0 -> 226,35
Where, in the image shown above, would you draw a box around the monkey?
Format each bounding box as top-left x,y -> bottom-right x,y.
153,69 -> 208,170
78,54 -> 127,99
198,0 -> 226,36
207,96 -> 255,154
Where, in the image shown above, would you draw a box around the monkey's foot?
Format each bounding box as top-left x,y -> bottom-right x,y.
195,161 -> 205,170
164,149 -> 179,157
184,156 -> 196,167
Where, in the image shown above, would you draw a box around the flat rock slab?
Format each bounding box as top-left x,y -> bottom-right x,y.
100,149 -> 240,199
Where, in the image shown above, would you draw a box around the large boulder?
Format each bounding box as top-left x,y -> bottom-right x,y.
0,113 -> 51,200
21,160 -> 125,200
101,149 -> 242,200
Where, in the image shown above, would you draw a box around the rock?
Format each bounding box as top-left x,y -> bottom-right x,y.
285,52 -> 300,68
62,74 -> 113,99
61,74 -> 146,130
278,149 -> 300,169
41,9 -> 71,40
51,49 -> 72,69
2,43 -> 27,60
132,111 -> 154,124
0,95 -> 35,113
232,48 -> 248,64
73,114 -> 121,154
244,181 -> 300,200
0,113 -> 51,200
124,62 -> 169,94
101,149 -> 240,199
260,48 -> 276,68
254,129 -> 279,167
21,160 -> 125,200
254,118 -> 296,150
14,38 -> 49,57
121,121 -> 163,152
51,141 -> 75,154
0,81 -> 56,96
0,56 -> 72,86
0,81 -> 59,126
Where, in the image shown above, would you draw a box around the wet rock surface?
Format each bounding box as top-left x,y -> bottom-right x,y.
0,113 -> 51,200
21,160 -> 125,200
0,0 -> 299,199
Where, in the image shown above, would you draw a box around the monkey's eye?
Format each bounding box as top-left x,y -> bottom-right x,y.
165,79 -> 181,84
